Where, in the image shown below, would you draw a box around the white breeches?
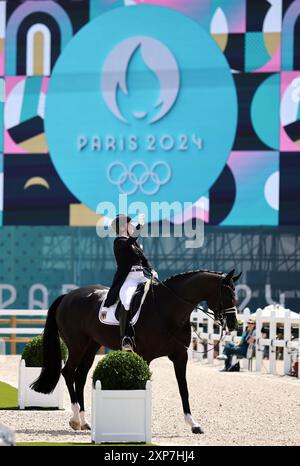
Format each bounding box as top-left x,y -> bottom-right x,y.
119,271 -> 147,310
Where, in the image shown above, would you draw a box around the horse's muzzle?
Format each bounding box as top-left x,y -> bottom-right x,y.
225,307 -> 238,332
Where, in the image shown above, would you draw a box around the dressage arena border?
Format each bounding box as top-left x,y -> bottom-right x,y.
1,305 -> 299,379
0,310 -> 47,355
1,355 -> 300,446
0,306 -> 300,445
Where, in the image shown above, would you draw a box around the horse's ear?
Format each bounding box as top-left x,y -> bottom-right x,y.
233,272 -> 242,282
223,269 -> 235,283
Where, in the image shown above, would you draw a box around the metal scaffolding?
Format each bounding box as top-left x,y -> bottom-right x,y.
0,226 -> 300,309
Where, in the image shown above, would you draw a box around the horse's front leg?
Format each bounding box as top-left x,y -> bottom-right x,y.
168,350 -> 204,434
74,342 -> 99,430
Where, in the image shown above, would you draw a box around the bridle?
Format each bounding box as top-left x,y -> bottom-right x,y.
213,279 -> 238,328
145,268 -> 238,354
148,270 -> 237,326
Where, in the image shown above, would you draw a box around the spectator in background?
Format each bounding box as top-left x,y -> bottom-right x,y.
217,318 -> 256,371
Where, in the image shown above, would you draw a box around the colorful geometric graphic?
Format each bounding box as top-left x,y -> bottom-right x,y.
90,0 -> 130,19
210,0 -> 246,71
4,76 -> 48,153
221,151 -> 279,226
245,0 -> 282,72
5,0 -> 89,76
0,0 -> 299,226
280,71 -> 300,150
3,154 -> 79,225
234,73 -> 278,151
0,151 -> 3,225
133,0 -> 211,23
251,73 -> 281,150
0,77 -> 3,152
0,1 -> 5,76
279,151 -> 300,224
282,0 -> 300,70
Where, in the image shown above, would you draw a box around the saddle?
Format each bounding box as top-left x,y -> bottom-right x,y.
99,279 -> 151,326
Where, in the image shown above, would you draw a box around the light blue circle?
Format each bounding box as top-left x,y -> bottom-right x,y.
251,74 -> 280,150
45,5 -> 237,220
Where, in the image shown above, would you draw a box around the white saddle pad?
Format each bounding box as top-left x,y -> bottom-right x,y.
98,279 -> 151,326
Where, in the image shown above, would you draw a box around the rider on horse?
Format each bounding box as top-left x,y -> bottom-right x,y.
104,213 -> 158,351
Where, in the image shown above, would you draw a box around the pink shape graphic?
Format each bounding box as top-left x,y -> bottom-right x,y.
5,76 -> 25,96
0,51 -> 4,76
280,125 -> 299,151
254,43 -> 281,73
230,16 -> 246,34
41,77 -> 49,94
133,0 -> 210,20
4,130 -> 27,154
4,76 -> 48,154
5,77 -> 27,153
224,1 -> 246,33
134,0 -> 208,8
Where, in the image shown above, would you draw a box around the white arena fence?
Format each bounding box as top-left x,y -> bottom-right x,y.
189,305 -> 300,379
0,310 -> 47,355
0,306 -> 299,379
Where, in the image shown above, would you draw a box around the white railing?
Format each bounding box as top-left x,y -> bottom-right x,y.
0,310 -> 47,354
189,306 -> 300,378
255,306 -> 300,378
1,307 -> 299,379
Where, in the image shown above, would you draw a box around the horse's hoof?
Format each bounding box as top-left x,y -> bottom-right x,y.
192,426 -> 204,434
81,423 -> 91,431
69,420 -> 81,431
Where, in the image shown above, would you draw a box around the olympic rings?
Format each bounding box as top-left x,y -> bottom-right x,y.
107,161 -> 172,195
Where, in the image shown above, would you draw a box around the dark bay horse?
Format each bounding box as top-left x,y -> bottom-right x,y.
32,269 -> 240,434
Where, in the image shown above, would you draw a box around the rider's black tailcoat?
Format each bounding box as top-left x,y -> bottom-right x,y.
104,224 -> 153,307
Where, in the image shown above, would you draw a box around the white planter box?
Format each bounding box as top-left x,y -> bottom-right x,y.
91,380 -> 151,444
18,359 -> 64,409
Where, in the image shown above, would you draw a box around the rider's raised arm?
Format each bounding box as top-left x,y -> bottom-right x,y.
115,224 -> 142,249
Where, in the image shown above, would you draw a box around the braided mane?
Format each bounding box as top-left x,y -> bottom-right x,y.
163,269 -> 224,286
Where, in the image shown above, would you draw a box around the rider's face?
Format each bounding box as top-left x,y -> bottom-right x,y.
127,222 -> 134,236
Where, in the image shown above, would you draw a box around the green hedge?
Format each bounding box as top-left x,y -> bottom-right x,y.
21,335 -> 68,367
93,351 -> 151,390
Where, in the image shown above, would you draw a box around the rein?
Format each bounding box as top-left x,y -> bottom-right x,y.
151,271 -> 236,324
146,269 -> 236,355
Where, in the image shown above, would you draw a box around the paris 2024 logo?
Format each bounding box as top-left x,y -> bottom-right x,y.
45,6 -> 237,221
101,36 -> 180,125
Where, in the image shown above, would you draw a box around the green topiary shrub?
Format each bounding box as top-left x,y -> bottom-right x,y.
92,351 -> 152,390
21,335 -> 68,367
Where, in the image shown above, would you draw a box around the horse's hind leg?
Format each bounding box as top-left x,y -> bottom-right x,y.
74,341 -> 100,430
62,345 -> 87,431
168,350 -> 204,434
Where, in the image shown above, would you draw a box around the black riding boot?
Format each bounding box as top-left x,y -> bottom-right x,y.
119,305 -> 133,351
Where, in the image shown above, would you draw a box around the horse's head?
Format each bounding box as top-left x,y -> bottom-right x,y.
207,269 -> 241,331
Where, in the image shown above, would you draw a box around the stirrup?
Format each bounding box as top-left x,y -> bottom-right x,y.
121,337 -> 133,352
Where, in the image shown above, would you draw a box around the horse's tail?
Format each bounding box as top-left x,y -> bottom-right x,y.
30,294 -> 65,394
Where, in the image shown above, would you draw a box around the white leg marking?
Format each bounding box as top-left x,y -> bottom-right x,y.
80,410 -> 87,425
184,413 -> 200,428
71,403 -> 81,423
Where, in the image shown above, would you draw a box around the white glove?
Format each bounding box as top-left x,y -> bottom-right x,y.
137,213 -> 145,226
151,270 -> 158,279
